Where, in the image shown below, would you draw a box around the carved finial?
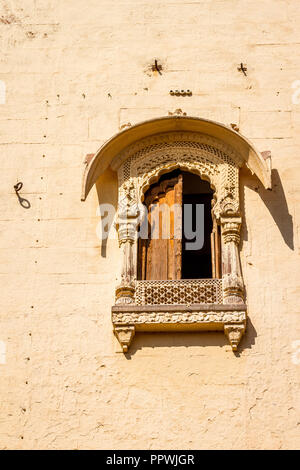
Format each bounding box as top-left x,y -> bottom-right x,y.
224,324 -> 245,351
114,325 -> 135,352
119,122 -> 132,131
230,123 -> 239,132
167,108 -> 187,116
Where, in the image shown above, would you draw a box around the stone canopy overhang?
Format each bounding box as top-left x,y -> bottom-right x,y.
81,115 -> 272,201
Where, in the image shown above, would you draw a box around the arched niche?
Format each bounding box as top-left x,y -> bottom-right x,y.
82,116 -> 272,353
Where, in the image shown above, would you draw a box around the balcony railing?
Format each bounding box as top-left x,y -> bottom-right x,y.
135,279 -> 223,306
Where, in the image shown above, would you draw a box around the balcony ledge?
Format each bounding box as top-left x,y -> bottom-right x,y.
112,303 -> 247,352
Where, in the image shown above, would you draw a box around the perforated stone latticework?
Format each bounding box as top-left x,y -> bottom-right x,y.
135,279 -> 223,305
116,132 -> 241,218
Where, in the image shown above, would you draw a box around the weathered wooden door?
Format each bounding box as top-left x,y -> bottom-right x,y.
138,173 -> 183,280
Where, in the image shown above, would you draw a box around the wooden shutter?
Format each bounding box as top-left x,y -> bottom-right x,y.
138,173 -> 182,280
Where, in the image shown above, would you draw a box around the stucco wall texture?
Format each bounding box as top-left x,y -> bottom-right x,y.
0,0 -> 299,450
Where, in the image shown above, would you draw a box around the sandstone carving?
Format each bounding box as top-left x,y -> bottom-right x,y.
111,131 -> 247,351
114,326 -> 135,353
224,324 -> 246,351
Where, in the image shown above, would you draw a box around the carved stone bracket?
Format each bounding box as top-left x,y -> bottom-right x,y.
114,325 -> 135,352
224,324 -> 245,351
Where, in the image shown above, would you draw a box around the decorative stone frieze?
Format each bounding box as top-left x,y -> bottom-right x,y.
112,305 -> 247,325
112,304 -> 246,352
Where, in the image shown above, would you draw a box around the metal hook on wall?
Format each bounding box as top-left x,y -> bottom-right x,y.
14,182 -> 31,209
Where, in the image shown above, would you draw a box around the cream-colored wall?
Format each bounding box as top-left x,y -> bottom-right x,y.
0,0 -> 299,449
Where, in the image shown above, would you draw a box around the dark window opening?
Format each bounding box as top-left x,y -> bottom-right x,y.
138,169 -> 220,280
182,172 -> 213,279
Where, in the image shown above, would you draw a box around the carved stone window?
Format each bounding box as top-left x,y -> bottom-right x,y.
82,116 -> 272,353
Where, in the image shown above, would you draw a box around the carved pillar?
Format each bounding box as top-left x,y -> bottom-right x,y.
115,218 -> 138,304
115,182 -> 139,305
221,216 -> 244,304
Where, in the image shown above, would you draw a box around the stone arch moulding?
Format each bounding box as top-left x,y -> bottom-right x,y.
82,116 -> 272,353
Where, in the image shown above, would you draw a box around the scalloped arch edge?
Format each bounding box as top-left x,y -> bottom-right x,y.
81,116 -> 272,201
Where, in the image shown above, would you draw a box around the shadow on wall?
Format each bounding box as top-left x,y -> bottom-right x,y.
123,320 -> 257,359
241,168 -> 294,251
95,168 -> 118,258
234,316 -> 257,357
125,332 -> 227,358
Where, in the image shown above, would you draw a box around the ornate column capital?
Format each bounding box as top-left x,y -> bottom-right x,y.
220,216 -> 242,244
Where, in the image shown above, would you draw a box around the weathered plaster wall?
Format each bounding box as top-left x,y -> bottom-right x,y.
0,0 -> 299,449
